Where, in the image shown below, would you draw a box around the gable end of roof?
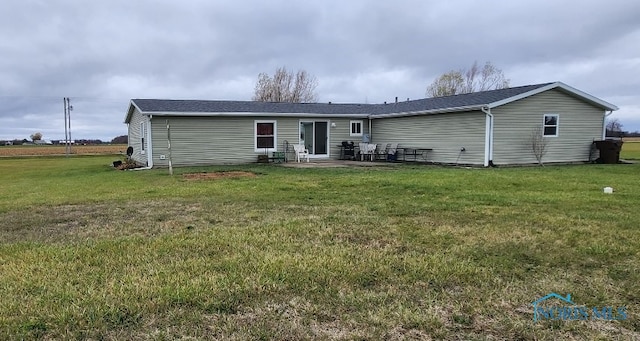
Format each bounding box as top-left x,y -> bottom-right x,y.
488,82 -> 618,111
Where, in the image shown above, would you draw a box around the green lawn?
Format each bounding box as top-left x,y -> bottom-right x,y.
621,140 -> 640,160
0,156 -> 638,339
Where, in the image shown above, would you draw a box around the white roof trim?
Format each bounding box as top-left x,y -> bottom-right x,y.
124,100 -> 144,123
369,105 -> 484,119
488,81 -> 619,111
139,111 -> 369,118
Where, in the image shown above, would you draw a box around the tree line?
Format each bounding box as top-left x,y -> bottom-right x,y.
252,61 -> 510,104
1,135 -> 128,146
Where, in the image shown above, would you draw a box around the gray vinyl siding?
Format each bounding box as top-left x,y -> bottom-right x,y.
327,118 -> 369,158
492,89 -> 604,165
126,108 -> 148,166
371,111 -> 486,165
148,116 -> 368,167
151,117 -> 277,166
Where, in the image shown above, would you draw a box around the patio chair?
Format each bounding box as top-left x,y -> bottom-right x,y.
358,143 -> 366,161
387,143 -> 398,162
374,143 -> 390,161
293,144 -> 309,163
359,143 -> 376,161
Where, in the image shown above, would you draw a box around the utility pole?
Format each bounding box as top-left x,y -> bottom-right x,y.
63,97 -> 73,156
68,98 -> 72,155
63,98 -> 68,156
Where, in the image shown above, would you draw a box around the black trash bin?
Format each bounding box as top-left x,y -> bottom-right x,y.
593,139 -> 623,164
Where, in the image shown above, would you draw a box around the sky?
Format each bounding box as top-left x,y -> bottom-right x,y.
1,0 -> 639,141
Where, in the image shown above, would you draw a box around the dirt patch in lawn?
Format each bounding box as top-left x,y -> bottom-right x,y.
182,171 -> 257,180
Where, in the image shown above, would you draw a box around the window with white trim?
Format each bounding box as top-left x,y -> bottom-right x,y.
543,114 -> 559,137
350,120 -> 363,137
255,120 -> 277,151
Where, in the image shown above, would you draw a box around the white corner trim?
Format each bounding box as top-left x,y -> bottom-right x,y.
482,107 -> 493,167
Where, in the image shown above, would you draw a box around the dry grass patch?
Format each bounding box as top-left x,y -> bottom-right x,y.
0,201 -> 206,243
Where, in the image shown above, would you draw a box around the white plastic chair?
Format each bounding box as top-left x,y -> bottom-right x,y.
358,143 -> 368,161
359,143 -> 376,161
293,144 -> 309,162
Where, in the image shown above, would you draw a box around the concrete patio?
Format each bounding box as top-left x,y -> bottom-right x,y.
277,159 -> 402,168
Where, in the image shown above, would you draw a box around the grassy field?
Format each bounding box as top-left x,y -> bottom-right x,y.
0,156 -> 638,339
0,144 -> 126,157
621,139 -> 640,160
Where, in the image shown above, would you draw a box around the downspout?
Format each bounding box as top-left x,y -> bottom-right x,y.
481,107 -> 494,167
368,117 -> 373,142
603,110 -> 614,140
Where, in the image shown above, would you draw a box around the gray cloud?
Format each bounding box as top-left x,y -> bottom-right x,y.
1,0 -> 639,141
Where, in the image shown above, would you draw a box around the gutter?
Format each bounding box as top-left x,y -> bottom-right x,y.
369,105 -> 484,119
602,110 -> 614,140
481,106 -> 494,167
144,111 -> 369,119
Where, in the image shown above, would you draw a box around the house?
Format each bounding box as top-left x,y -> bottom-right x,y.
124,82 -> 617,168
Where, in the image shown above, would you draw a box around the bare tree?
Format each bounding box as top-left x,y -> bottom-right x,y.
253,67 -> 318,103
426,71 -> 465,98
606,118 -> 623,134
30,132 -> 42,141
529,126 -> 549,166
426,61 -> 510,98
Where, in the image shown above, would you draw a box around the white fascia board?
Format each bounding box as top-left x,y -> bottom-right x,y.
554,82 -> 619,110
369,105 -> 485,119
488,82 -> 619,111
124,100 -> 147,123
143,111 -> 369,118
124,101 -> 144,123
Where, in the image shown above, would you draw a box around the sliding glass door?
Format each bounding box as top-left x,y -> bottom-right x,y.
299,121 -> 329,156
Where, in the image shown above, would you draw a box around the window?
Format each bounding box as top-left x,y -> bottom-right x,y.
350,120 -> 363,136
140,121 -> 146,154
543,114 -> 559,137
255,120 -> 277,151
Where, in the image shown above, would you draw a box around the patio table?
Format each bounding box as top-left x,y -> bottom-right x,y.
397,147 -> 433,162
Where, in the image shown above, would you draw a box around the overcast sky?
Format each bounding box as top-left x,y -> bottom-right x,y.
1,0 -> 638,141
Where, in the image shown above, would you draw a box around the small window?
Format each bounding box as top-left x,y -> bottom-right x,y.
140,122 -> 146,153
350,120 -> 363,137
543,114 -> 558,137
255,121 -> 277,151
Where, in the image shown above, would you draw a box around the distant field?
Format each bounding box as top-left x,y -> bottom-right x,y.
0,144 -> 126,157
621,140 -> 640,160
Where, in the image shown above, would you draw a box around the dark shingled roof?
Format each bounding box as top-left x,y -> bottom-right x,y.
375,83 -> 554,114
132,99 -> 376,115
130,83 -> 555,117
